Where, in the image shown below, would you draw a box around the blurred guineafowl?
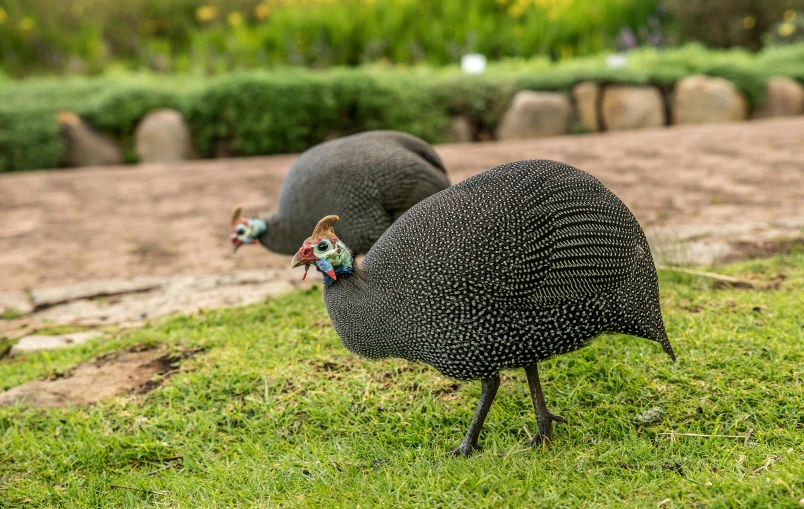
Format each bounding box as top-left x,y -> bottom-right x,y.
230,130 -> 449,255
291,159 -> 676,456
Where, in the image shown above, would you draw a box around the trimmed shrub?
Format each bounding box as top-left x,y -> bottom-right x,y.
1,43 -> 804,172
186,71 -> 339,157
0,106 -> 61,172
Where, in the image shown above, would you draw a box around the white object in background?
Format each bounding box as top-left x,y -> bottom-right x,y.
606,53 -> 628,69
461,53 -> 487,74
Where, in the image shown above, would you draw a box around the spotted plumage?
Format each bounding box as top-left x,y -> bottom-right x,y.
230,130 -> 449,254
293,159 -> 675,456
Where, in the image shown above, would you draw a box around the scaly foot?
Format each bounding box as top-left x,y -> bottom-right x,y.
448,442 -> 480,457
527,412 -> 567,446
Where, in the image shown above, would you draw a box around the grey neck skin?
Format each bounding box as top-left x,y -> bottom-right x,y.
322,264 -> 403,361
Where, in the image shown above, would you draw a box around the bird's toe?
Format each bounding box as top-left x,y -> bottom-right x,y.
551,412 -> 568,425
448,443 -> 479,457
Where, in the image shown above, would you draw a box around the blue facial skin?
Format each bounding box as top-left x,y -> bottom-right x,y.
315,258 -> 333,275
317,260 -> 354,286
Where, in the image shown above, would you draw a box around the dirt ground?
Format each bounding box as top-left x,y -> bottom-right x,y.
0,345 -> 200,407
1,117 -> 803,293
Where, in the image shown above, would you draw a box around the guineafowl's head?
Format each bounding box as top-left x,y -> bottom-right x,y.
229,206 -> 267,253
291,215 -> 353,284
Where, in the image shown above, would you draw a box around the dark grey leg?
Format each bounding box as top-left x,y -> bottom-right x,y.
524,363 -> 567,445
449,375 -> 501,457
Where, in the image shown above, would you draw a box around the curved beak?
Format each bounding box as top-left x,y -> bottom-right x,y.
230,234 -> 243,253
291,244 -> 317,280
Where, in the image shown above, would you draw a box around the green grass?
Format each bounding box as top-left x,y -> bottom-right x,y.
0,309 -> 23,320
1,255 -> 803,508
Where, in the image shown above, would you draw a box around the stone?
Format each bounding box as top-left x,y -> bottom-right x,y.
58,112 -> 123,167
496,91 -> 572,140
134,109 -> 196,163
442,116 -> 475,143
10,331 -> 102,356
573,82 -> 601,132
602,86 -> 666,130
634,406 -> 664,425
30,278 -> 164,310
0,291 -> 33,316
672,76 -> 748,125
28,270 -> 313,326
753,77 -> 804,119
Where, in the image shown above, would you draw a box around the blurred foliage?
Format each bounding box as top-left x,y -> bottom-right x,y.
0,0 -> 662,77
1,42 -> 803,172
663,0 -> 804,50
0,106 -> 61,173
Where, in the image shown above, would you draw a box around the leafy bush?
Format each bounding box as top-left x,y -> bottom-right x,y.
662,0 -> 804,51
1,42 -> 803,172
0,106 -> 61,172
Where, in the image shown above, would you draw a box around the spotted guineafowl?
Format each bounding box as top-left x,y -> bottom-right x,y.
292,159 -> 676,456
230,130 -> 449,255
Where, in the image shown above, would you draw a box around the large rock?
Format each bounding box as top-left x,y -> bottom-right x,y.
134,109 -> 196,163
496,91 -> 572,140
602,86 -> 665,130
753,77 -> 804,119
442,116 -> 475,143
573,82 -> 600,132
672,76 -> 747,125
58,112 -> 123,167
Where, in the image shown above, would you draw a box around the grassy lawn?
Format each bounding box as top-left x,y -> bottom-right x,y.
1,255 -> 802,508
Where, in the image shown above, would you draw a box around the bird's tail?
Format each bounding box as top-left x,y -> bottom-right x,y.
629,235 -> 677,362
651,327 -> 676,362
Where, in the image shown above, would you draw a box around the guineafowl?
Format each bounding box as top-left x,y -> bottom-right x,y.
292,159 -> 676,456
230,130 -> 449,255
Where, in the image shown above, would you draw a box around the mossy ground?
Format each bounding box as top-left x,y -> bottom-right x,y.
1,255 -> 802,508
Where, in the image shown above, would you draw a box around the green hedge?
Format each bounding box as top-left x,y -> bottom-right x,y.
1,43 -> 803,173
0,106 -> 61,172
185,71 -> 450,157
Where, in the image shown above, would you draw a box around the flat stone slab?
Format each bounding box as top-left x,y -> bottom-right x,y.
24,269 -> 313,327
30,278 -> 164,309
647,217 -> 804,266
10,331 -> 103,356
0,291 -> 33,316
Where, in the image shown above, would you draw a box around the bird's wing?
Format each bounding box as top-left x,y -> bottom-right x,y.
492,174 -> 641,305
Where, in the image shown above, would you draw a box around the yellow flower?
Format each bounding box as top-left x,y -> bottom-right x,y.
227,11 -> 243,27
783,10 -> 796,22
742,15 -> 756,29
195,6 -> 218,23
0,7 -> 7,24
18,16 -> 35,32
778,22 -> 795,37
255,3 -> 270,20
508,0 -> 527,17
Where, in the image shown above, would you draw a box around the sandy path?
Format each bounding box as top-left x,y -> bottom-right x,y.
1,118 -> 803,293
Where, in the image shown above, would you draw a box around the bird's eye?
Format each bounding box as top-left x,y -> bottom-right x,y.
317,240 -> 329,251
236,225 -> 246,235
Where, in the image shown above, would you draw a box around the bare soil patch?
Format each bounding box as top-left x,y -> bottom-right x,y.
0,345 -> 201,407
720,237 -> 804,264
